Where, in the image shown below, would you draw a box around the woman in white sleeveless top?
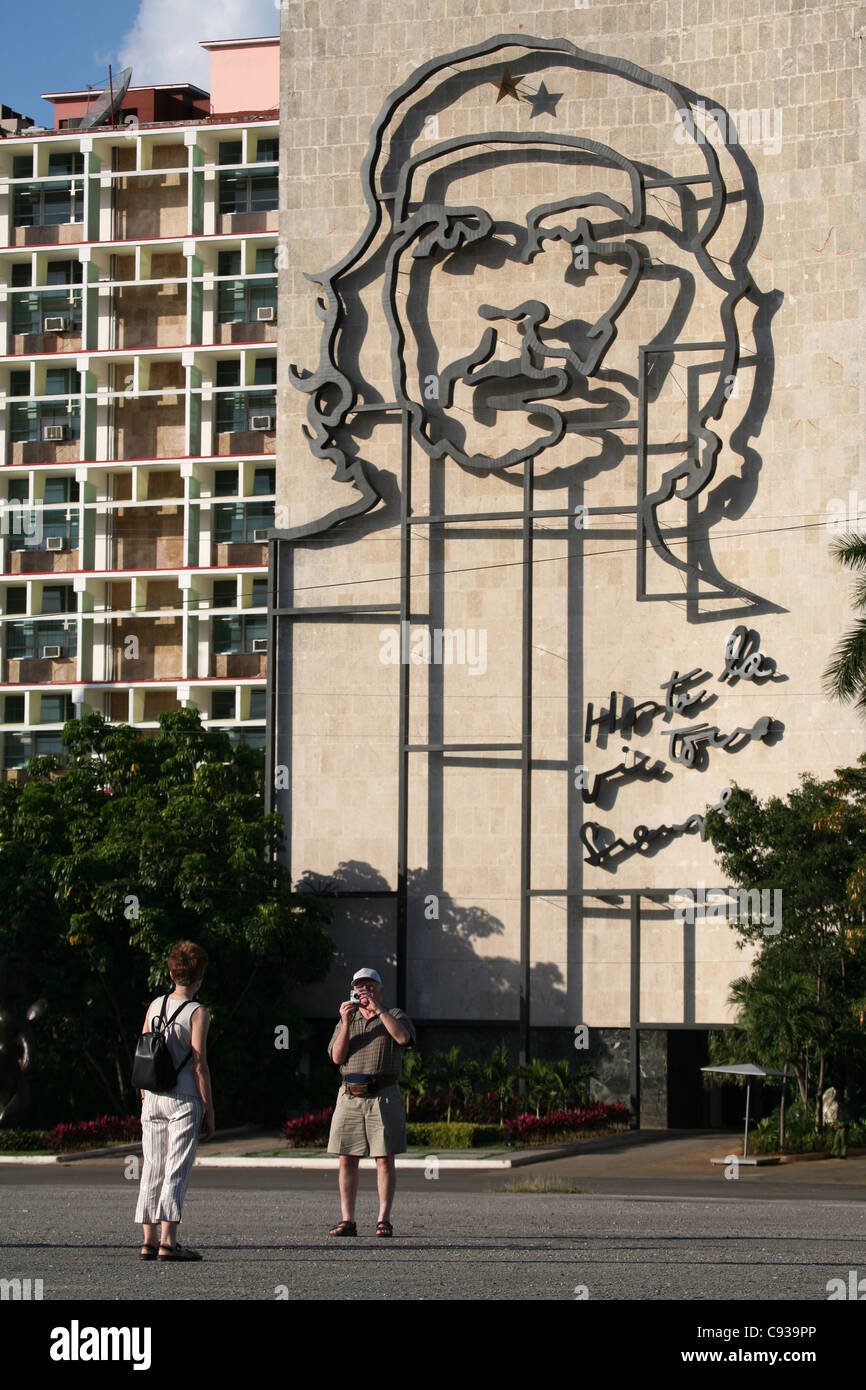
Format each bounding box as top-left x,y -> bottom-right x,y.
135,941 -> 215,1262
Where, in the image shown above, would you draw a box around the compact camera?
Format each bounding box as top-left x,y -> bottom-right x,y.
349,988 -> 361,1003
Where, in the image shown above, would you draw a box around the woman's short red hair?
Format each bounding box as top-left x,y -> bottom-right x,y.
167,941 -> 208,986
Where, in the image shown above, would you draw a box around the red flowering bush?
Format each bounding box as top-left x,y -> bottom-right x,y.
281,1107 -> 334,1147
46,1114 -> 142,1153
506,1101 -> 629,1145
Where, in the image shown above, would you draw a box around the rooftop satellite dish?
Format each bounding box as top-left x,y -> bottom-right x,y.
79,66 -> 133,130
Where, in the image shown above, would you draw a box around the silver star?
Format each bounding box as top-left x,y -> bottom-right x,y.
527,80 -> 562,119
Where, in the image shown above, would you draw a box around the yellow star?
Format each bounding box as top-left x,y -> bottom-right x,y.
494,65 -> 522,103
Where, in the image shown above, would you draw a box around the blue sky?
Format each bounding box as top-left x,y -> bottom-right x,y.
2,0 -> 279,127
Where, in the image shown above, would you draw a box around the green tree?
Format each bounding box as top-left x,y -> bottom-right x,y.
0,710 -> 333,1126
705,768 -> 866,1127
824,531 -> 866,716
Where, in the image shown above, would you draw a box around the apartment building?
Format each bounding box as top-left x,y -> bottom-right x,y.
0,36 -> 279,773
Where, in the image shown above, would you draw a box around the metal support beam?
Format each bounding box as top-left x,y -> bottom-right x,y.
519,460 -> 534,1067
396,409 -> 411,1011
630,893 -> 641,1128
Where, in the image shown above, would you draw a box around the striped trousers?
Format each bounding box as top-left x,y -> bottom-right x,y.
135,1093 -> 204,1225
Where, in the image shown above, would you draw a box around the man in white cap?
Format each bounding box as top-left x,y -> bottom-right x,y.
326,968 -> 415,1237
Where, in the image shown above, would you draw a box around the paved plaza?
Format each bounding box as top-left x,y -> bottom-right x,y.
2,1136 -> 864,1302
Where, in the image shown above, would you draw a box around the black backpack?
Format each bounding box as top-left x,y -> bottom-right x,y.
132,996 -> 196,1094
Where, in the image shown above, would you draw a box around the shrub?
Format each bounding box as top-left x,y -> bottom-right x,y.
282,1107 -> 334,1147
0,1129 -> 51,1152
46,1114 -> 142,1153
406,1122 -> 503,1149
506,1102 -> 630,1146
749,1102 -> 866,1155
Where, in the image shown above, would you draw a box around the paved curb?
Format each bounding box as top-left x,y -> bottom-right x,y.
0,1125 -> 262,1165
196,1155 -> 515,1169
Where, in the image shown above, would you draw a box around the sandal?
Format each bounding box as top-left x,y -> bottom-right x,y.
328,1220 -> 357,1237
139,1244 -> 159,1261
376,1220 -> 393,1238
157,1243 -> 202,1262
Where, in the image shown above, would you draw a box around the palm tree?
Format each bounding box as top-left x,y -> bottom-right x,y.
476,1040 -> 518,1125
824,531 -> 866,714
399,1049 -> 428,1116
428,1046 -> 471,1124
516,1059 -> 558,1118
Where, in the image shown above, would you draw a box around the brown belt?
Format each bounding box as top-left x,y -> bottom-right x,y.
342,1074 -> 399,1097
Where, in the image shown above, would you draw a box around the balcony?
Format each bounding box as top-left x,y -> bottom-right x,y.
211,651 -> 266,679
12,221 -> 84,248
5,654 -> 76,683
215,427 -> 275,456
7,547 -> 79,576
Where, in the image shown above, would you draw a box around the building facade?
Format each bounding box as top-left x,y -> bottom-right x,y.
273,1 -> 863,1125
0,37 -> 279,769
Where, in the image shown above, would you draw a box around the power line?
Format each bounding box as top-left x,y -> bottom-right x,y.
289,512 -> 866,596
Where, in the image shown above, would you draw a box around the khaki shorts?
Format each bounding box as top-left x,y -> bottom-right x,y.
327,1083 -> 407,1157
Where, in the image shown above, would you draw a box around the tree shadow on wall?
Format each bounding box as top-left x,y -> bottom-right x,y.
295,859 -> 565,1023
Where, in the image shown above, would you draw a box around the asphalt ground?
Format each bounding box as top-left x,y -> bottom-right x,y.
1,1135 -> 864,1309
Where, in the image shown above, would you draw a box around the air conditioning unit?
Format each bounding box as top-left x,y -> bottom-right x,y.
43,425 -> 67,442
41,645 -> 62,659
252,638 -> 268,653
44,315 -> 68,333
252,529 -> 270,542
250,415 -> 274,431
256,306 -> 275,322
46,536 -> 65,552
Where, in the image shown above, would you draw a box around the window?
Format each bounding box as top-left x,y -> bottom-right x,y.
227,727 -> 266,750
216,359 -> 240,387
12,261 -> 85,336
212,579 -> 237,607
41,586 -> 77,614
214,468 -> 238,497
253,357 -> 276,386
34,732 -> 64,757
3,733 -> 31,770
256,138 -> 278,163
248,689 -> 266,719
6,620 -> 78,660
215,357 -> 245,435
218,141 -> 242,166
213,501 -> 274,544
212,614 -> 266,654
7,479 -> 29,503
43,476 -> 79,504
214,360 -> 275,436
216,248 -> 277,324
42,477 -> 79,553
12,154 -> 84,228
9,373 -> 81,446
40,693 -> 73,723
252,469 -> 275,497
251,578 -> 268,607
211,690 -> 236,720
218,165 -> 278,216
48,153 -> 84,177
4,695 -> 25,723
5,588 -> 27,615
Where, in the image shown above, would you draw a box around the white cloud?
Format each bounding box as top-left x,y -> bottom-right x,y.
117,0 -> 278,90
